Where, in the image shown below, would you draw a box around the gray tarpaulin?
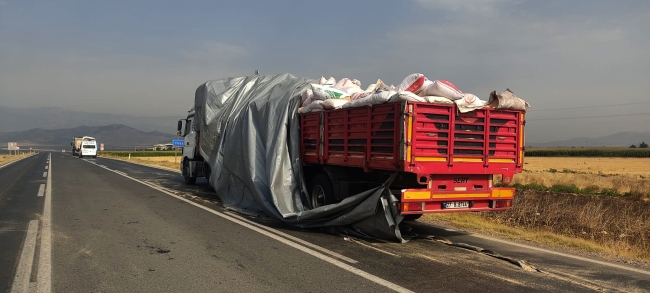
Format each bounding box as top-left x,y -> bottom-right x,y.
194,73 -> 407,242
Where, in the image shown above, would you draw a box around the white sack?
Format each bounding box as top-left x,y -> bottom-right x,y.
334,79 -> 364,95
318,76 -> 327,85
421,80 -> 464,100
397,73 -> 428,93
351,91 -> 372,101
299,100 -> 325,113
311,84 -> 349,100
325,77 -> 336,86
322,98 -> 350,110
424,96 -> 454,104
302,97 -> 315,107
389,91 -> 427,103
334,78 -> 353,89
487,88 -> 530,111
300,89 -> 314,105
364,79 -> 388,93
454,93 -> 486,113
343,91 -> 398,108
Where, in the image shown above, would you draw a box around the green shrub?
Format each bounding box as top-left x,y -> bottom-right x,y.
581,185 -> 601,194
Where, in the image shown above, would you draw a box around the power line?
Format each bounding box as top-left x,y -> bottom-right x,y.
529,101 -> 650,112
528,112 -> 650,121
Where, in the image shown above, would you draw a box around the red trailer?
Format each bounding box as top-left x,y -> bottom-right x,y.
300,101 -> 525,217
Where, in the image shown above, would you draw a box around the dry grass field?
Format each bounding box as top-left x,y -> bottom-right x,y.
497,157 -> 650,197
0,153 -> 31,166
523,157 -> 650,176
100,155 -> 180,170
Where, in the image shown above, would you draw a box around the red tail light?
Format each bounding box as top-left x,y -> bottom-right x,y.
494,200 -> 512,208
400,202 -> 423,211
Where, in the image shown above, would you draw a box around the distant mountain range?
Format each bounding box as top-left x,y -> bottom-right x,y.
0,124 -> 177,148
531,132 -> 650,147
0,106 -> 181,134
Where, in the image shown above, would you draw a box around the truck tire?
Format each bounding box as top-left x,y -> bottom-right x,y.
309,173 -> 333,209
182,160 -> 197,185
403,214 -> 423,221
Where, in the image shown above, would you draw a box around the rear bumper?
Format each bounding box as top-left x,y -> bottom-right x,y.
397,187 -> 515,214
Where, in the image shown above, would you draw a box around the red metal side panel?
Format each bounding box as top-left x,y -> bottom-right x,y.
366,103 -> 402,170
318,104 -> 402,171
407,102 -> 523,178
323,107 -> 369,167
300,112 -> 321,164
300,101 -> 525,178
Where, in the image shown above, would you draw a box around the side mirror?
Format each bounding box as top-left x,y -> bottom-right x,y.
177,119 -> 185,136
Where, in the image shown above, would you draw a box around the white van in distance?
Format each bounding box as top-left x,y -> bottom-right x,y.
79,139 -> 97,158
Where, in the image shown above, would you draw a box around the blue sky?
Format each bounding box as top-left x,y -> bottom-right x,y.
1,0 -> 649,143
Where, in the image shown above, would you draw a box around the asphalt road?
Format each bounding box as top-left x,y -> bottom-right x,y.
1,152 -> 649,293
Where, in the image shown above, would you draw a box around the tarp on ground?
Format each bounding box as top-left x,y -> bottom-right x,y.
193,73 -> 407,242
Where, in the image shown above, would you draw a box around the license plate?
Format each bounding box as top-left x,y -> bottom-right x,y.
443,201 -> 470,209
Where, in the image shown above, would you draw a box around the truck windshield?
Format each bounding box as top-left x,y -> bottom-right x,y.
82,145 -> 96,149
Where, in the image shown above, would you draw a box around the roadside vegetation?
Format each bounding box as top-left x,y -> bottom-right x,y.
430,155 -> 650,263
0,153 -> 32,166
98,151 -> 180,170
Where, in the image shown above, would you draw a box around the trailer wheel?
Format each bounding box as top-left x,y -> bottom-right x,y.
403,214 -> 423,221
309,173 -> 333,209
182,160 -> 197,185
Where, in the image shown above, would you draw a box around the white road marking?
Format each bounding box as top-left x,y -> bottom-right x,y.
81,160 -> 411,293
37,184 -> 45,197
10,220 -> 39,293
471,233 -> 650,277
224,211 -> 359,264
36,153 -> 52,293
45,166 -> 48,170
42,172 -> 47,178
113,170 -> 127,176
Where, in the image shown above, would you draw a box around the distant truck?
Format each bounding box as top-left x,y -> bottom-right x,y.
71,136 -> 84,156
72,136 -> 97,158
177,82 -> 526,219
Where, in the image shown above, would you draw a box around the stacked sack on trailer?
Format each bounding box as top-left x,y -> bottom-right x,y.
298,73 -> 529,113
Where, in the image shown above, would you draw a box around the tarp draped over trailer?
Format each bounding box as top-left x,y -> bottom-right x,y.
194,73 -> 407,242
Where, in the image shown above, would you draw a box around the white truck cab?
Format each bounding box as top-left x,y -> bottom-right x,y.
177,108 -> 210,184
79,138 -> 97,158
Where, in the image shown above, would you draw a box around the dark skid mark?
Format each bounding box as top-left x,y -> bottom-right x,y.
137,244 -> 171,254
417,235 -> 540,272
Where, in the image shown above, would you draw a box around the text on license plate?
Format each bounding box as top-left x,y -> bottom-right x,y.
443,201 -> 470,209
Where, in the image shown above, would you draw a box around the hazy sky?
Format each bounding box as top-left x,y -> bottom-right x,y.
1,0 -> 649,143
